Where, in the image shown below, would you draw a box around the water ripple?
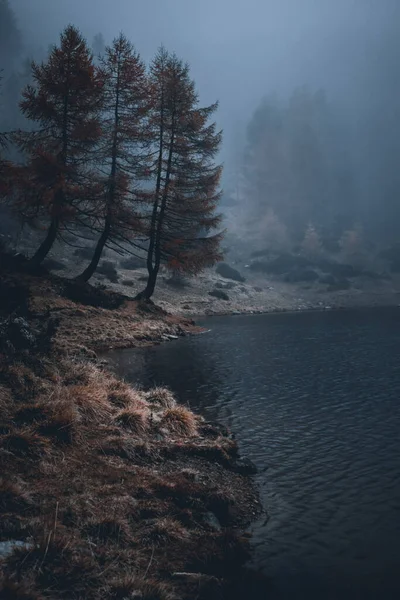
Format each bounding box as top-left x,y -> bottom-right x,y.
107,309 -> 400,599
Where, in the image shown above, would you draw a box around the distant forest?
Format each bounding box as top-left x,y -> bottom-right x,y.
1,0 -> 400,289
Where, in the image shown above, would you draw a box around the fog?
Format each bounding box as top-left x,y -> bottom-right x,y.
4,0 -> 400,247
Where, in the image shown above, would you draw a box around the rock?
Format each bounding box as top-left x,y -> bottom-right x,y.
209,289 -> 230,301
203,511 -> 222,531
216,262 -> 245,282
0,540 -> 34,559
122,279 -> 135,287
234,457 -> 258,475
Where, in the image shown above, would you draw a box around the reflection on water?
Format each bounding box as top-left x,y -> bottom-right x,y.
106,309 -> 400,599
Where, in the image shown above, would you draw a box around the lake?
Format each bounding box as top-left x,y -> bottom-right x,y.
106,309 -> 400,599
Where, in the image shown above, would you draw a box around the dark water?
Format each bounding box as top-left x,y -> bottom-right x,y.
106,309 -> 400,599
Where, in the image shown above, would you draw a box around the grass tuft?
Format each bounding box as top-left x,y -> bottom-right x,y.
141,517 -> 189,547
160,406 -> 198,437
66,384 -> 111,423
1,429 -> 51,459
115,408 -> 149,434
145,387 -> 176,409
38,401 -> 79,445
107,380 -> 146,409
84,516 -> 130,542
108,576 -> 176,600
0,479 -> 32,514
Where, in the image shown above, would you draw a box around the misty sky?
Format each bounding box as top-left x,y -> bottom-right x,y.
11,0 -> 400,167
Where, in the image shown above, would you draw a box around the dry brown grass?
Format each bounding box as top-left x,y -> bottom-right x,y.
1,428 -> 51,459
145,386 -> 176,408
0,479 -> 32,514
38,400 -> 79,445
160,406 -> 198,437
0,260 -> 260,600
64,383 -> 112,423
0,578 -> 46,600
6,533 -> 99,598
107,576 -> 176,600
115,407 -> 149,434
107,379 -> 146,409
141,517 -> 189,547
84,515 -> 131,543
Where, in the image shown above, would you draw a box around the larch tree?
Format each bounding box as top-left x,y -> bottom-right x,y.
14,25 -> 103,265
137,48 -> 223,300
77,33 -> 149,282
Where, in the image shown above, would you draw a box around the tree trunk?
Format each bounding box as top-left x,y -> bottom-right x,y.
77,220 -> 111,282
30,217 -> 59,266
135,267 -> 157,301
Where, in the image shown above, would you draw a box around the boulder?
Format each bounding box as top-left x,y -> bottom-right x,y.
209,289 -> 230,301
216,262 -> 245,282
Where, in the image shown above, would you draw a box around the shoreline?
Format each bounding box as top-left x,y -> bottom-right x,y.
0,255 -> 264,600
189,301 -> 400,320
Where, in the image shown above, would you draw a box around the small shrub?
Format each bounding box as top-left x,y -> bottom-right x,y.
97,260 -> 119,283
216,263 -> 245,282
73,246 -> 95,260
119,256 -> 143,270
160,406 -> 198,437
209,289 -> 229,301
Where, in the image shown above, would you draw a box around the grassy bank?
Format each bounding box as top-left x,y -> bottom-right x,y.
0,255 -> 261,600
